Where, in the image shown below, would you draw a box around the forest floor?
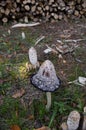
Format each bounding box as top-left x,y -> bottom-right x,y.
0,18 -> 86,130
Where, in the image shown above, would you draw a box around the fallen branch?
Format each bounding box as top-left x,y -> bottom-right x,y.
68,76 -> 86,86
11,22 -> 40,28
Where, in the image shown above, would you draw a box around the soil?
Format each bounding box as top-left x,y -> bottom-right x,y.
0,18 -> 86,130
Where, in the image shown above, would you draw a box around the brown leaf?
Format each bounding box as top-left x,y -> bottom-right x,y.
28,115 -> 34,120
12,88 -> 25,98
35,126 -> 51,130
60,34 -> 71,38
10,125 -> 21,130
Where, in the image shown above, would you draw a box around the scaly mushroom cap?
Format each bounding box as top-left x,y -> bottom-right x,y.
30,60 -> 61,92
82,106 -> 86,130
28,47 -> 38,66
67,110 -> 80,130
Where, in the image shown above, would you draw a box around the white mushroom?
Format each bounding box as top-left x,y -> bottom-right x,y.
30,60 -> 61,110
82,106 -> 86,130
67,110 -> 80,130
46,92 -> 51,110
28,47 -> 39,68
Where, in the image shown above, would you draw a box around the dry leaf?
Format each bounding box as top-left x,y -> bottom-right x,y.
12,88 -> 25,98
35,126 -> 51,130
28,115 -> 34,120
61,122 -> 68,130
26,62 -> 33,71
10,125 -> 21,130
60,34 -> 71,38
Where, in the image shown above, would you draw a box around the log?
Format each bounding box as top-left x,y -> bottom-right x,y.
24,5 -> 30,11
2,17 -> 8,23
0,0 -> 85,23
5,8 -> 10,16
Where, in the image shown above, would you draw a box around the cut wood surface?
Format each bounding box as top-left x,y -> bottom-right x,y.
0,0 -> 86,23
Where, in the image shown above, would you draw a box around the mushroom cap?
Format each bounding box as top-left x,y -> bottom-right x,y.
28,47 -> 38,65
82,106 -> 86,130
30,60 -> 61,92
67,110 -> 80,130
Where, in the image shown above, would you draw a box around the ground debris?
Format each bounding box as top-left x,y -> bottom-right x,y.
54,42 -> 79,54
35,36 -> 45,46
44,39 -> 79,55
10,125 -> 21,130
35,126 -> 51,130
12,88 -> 25,98
68,76 -> 86,86
11,22 -> 40,28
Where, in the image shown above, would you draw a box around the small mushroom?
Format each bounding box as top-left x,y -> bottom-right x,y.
28,47 -> 39,68
30,60 -> 61,110
67,110 -> 80,130
82,106 -> 86,130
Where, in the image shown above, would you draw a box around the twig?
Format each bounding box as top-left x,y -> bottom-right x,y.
77,25 -> 86,28
68,80 -> 84,86
35,36 -> 45,46
57,39 -> 64,45
64,39 -> 86,43
45,44 -> 58,54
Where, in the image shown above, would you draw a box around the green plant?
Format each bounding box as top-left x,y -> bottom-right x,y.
33,99 -> 46,120
0,97 -> 27,128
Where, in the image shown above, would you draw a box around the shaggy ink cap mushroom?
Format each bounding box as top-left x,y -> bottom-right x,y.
30,60 -> 61,92
28,47 -> 38,66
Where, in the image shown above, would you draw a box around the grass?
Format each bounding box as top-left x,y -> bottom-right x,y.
0,24 -> 86,130
0,96 -> 28,130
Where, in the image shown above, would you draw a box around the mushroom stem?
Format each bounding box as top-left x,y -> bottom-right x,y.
46,92 -> 51,111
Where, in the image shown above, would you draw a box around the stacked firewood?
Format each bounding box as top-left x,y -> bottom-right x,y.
0,0 -> 86,23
